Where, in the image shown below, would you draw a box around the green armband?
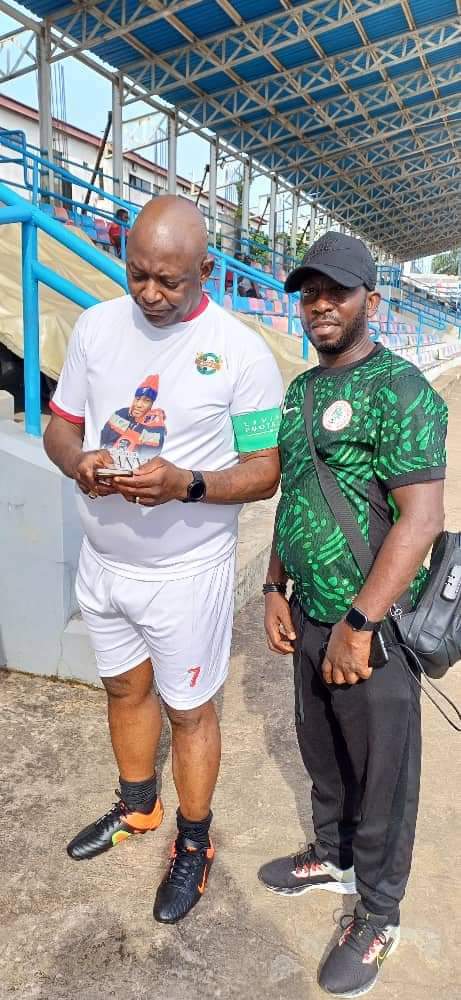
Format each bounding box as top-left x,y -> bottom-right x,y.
232,407 -> 282,453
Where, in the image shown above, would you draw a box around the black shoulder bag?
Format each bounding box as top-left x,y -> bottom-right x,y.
303,376 -> 461,731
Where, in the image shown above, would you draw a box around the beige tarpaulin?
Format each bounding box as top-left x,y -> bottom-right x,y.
0,221 -> 309,386
0,223 -> 124,380
237,313 -> 315,386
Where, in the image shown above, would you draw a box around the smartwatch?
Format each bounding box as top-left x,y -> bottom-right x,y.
183,471 -> 206,503
344,607 -> 382,633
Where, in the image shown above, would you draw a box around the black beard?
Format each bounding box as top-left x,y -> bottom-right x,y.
308,298 -> 369,356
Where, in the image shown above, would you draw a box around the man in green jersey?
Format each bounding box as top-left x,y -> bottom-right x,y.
258,232 -> 447,997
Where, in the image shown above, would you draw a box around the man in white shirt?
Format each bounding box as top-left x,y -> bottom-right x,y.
44,195 -> 283,924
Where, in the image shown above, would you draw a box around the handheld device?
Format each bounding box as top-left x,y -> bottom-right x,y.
370,630 -> 389,669
96,468 -> 134,478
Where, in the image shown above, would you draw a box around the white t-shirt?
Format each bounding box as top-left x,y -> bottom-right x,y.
51,293 -> 283,580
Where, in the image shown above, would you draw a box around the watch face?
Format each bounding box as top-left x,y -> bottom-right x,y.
346,607 -> 367,630
189,477 -> 206,501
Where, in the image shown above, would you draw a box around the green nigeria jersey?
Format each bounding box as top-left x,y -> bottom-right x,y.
276,345 -> 448,623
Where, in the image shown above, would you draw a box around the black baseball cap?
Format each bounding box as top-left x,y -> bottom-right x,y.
285,231 -> 377,294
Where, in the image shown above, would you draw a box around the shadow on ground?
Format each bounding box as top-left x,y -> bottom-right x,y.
0,657 -> 314,1000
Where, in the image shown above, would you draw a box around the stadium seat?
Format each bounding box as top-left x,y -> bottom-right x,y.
54,206 -> 69,222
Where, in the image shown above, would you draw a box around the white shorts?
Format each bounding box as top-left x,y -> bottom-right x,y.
75,541 -> 235,710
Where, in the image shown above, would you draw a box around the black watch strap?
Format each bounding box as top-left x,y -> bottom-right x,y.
183,470 -> 206,503
344,607 -> 382,632
262,583 -> 287,595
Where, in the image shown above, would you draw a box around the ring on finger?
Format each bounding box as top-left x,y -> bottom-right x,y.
88,490 -> 98,500
134,495 -> 141,504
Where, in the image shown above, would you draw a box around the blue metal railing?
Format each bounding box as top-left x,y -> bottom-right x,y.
0,182 -> 306,438
0,132 -> 411,284
0,181 -> 127,436
0,129 -> 137,259
1,137 -> 429,438
205,248 -> 306,355
399,289 -> 461,330
377,265 -> 402,288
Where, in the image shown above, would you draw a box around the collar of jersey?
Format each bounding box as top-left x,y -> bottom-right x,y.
315,342 -> 383,377
181,293 -> 209,322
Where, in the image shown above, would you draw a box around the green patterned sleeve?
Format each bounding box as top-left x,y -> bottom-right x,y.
373,374 -> 448,489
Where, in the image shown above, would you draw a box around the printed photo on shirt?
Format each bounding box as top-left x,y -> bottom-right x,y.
100,375 -> 167,466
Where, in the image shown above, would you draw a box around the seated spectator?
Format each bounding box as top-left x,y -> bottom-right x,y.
238,256 -> 260,298
108,208 -> 130,257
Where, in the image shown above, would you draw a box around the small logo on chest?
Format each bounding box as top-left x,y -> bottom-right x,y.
195,352 -> 222,375
322,400 -> 353,432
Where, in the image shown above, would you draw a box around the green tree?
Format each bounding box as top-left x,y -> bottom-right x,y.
432,250 -> 459,275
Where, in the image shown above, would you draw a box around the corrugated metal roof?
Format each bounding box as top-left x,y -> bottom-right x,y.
18,0 -> 461,258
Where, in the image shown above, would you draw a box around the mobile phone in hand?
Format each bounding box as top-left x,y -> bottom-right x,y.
96,468 -> 134,478
370,631 -> 389,669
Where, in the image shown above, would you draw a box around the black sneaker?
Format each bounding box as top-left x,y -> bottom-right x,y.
153,833 -> 215,924
258,843 -> 356,896
319,909 -> 400,997
67,792 -> 164,860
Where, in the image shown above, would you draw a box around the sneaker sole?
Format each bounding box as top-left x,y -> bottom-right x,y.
260,878 -> 357,897
320,929 -> 401,998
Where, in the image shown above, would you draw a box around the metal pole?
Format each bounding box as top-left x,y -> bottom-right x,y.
168,114 -> 177,195
416,310 -> 423,358
208,139 -> 218,246
269,174 -> 277,273
290,191 -> 299,265
111,76 -> 124,199
218,252 -> 226,305
310,203 -> 317,245
241,158 -> 250,255
37,27 -> 52,199
288,293 -> 293,336
232,270 -> 238,310
302,330 -> 309,361
85,111 -> 112,205
21,220 -> 41,436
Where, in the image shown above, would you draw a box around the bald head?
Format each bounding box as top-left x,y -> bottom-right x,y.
126,195 -> 213,328
130,195 -> 208,260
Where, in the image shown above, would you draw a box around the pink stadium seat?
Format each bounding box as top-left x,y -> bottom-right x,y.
272,316 -> 289,333
54,206 -> 69,222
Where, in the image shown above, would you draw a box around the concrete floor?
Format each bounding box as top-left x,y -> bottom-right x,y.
2,379 -> 461,1000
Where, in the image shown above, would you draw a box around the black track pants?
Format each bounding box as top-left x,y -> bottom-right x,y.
291,597 -> 422,923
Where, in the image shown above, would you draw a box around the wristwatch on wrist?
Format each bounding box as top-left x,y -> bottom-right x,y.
344,607 -> 382,633
262,582 -> 287,596
183,471 -> 206,503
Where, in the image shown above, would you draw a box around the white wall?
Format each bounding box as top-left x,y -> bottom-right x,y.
0,102 -> 237,241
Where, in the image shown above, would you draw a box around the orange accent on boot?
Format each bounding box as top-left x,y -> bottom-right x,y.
197,842 -> 215,894
125,797 -> 164,833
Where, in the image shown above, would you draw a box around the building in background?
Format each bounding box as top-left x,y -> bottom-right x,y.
0,94 -> 239,247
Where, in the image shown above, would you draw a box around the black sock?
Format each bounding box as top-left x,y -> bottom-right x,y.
177,808 -> 212,848
119,774 -> 157,814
